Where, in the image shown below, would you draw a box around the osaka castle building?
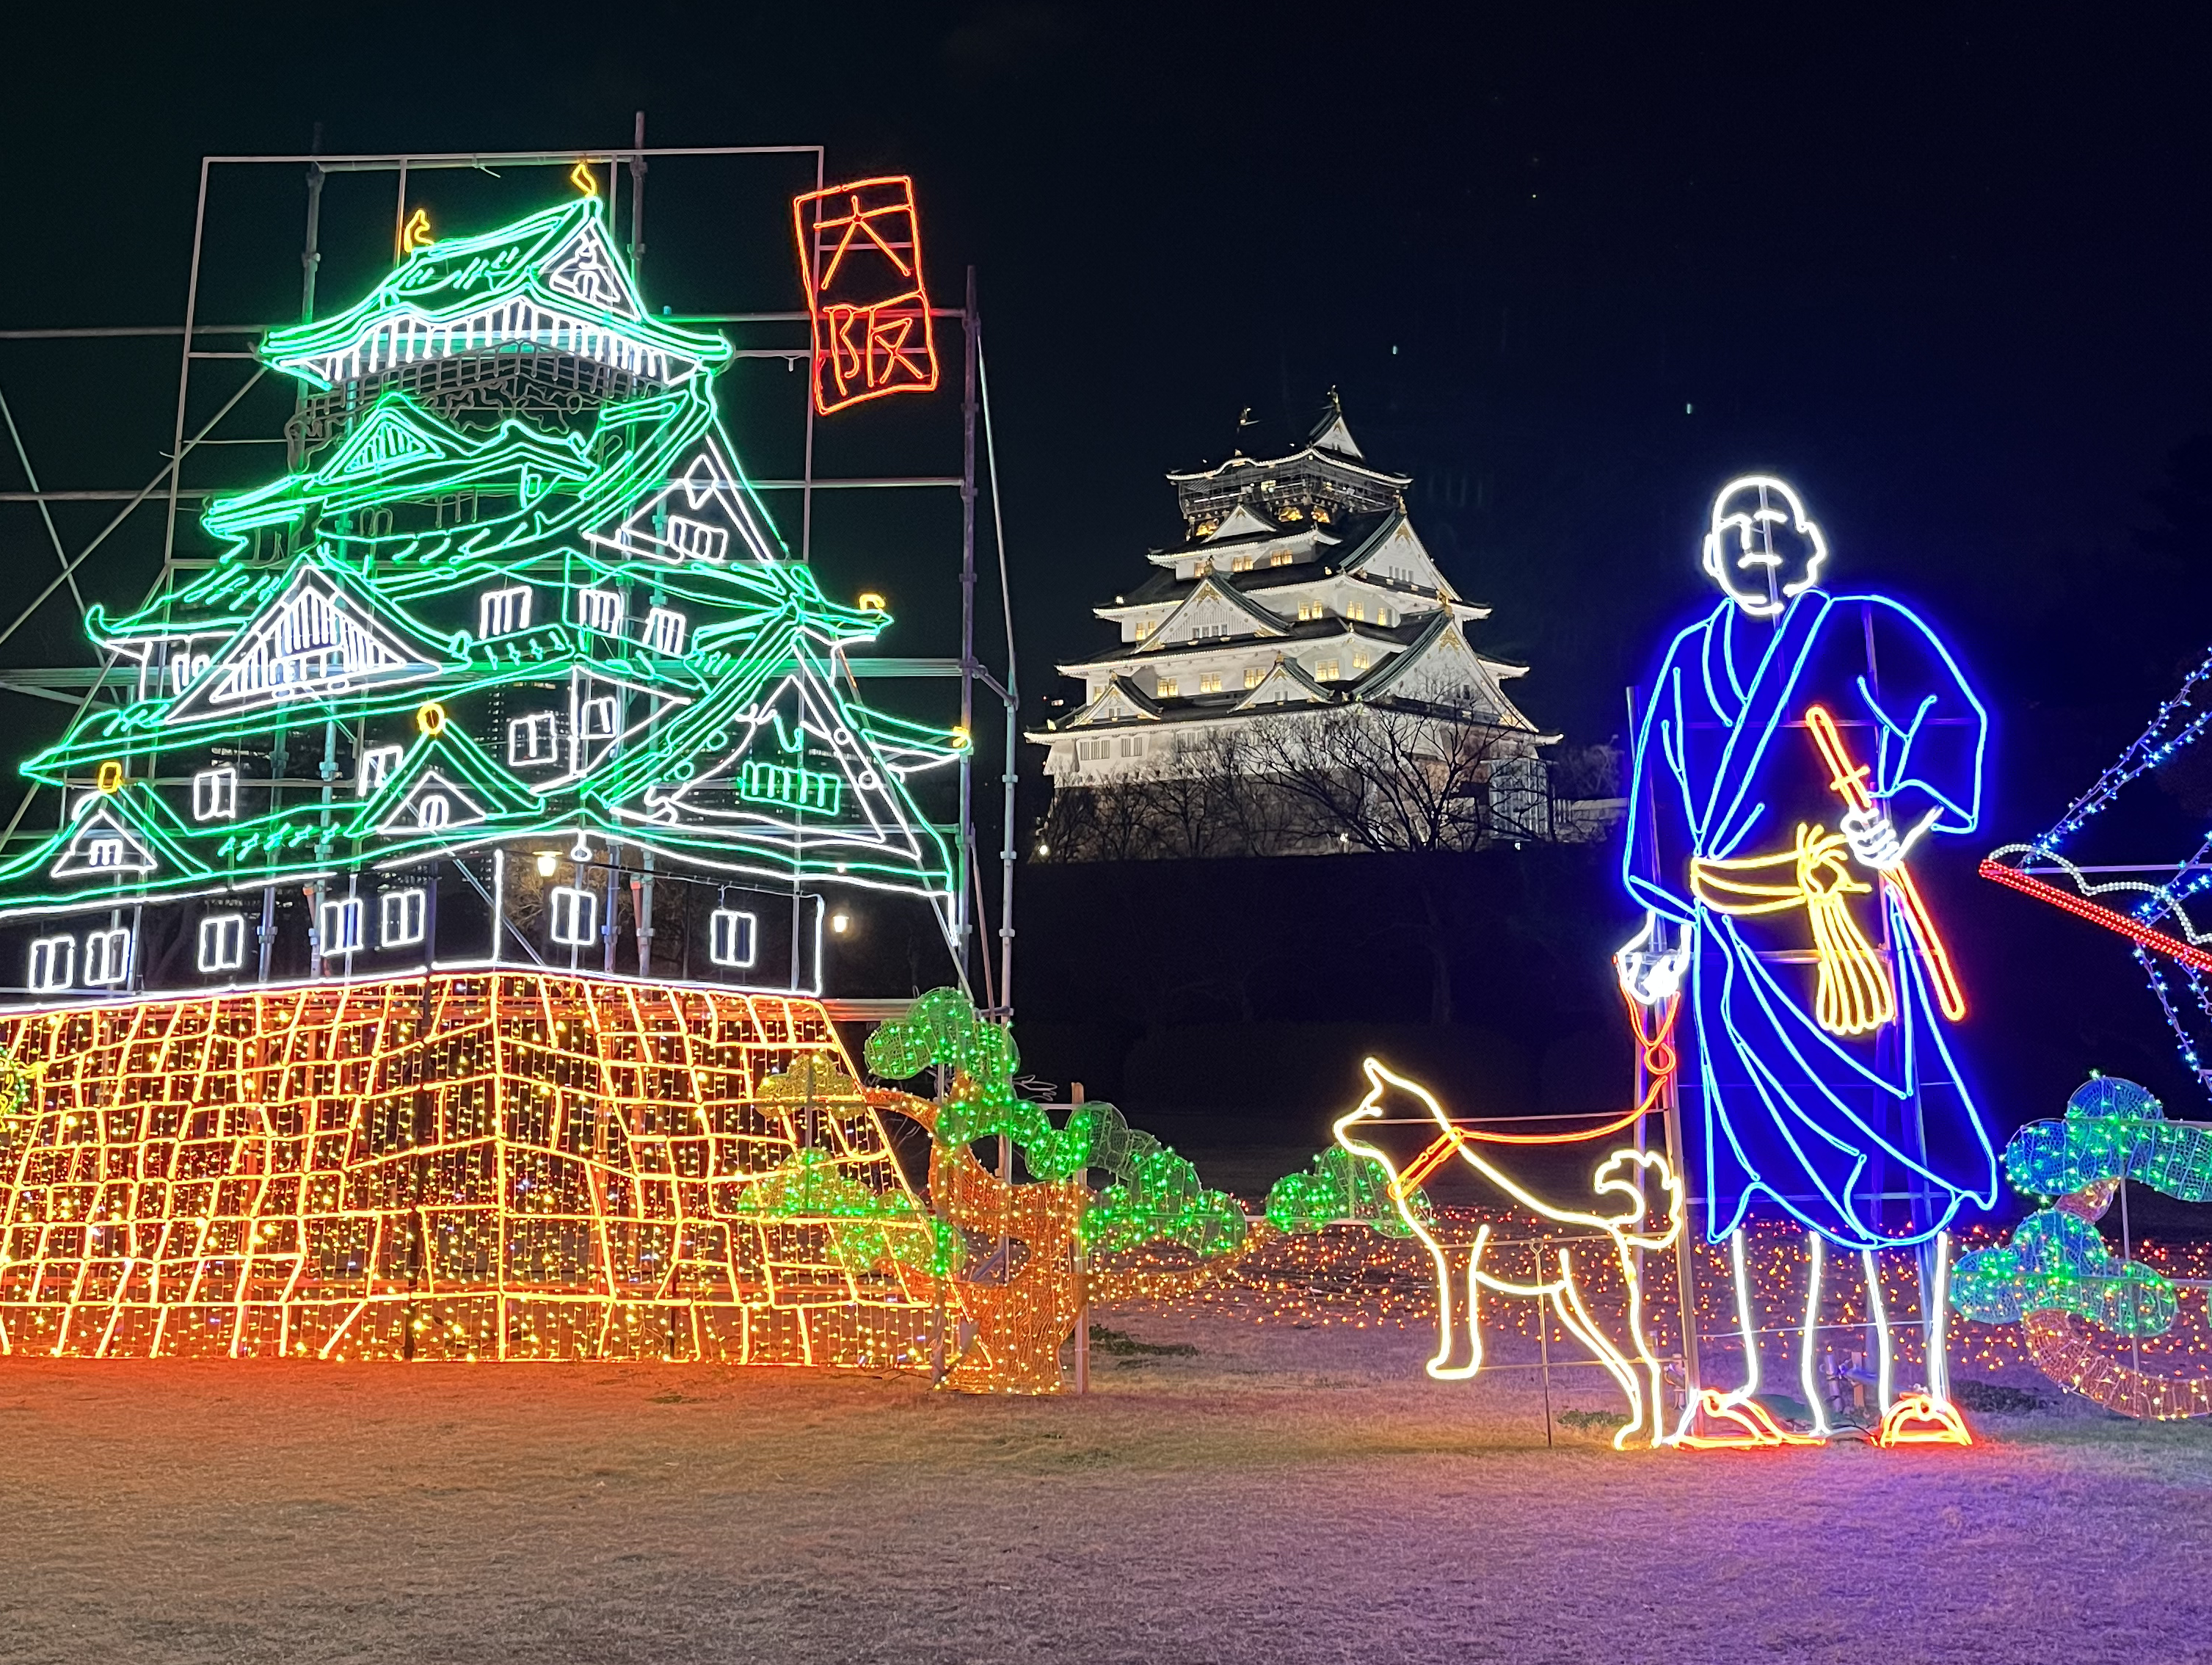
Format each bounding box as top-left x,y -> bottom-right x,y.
1027,400 -> 1553,804
0,193 -> 964,1001
0,186 -> 978,1368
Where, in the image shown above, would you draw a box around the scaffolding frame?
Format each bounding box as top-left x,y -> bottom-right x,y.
0,126 -> 1022,1020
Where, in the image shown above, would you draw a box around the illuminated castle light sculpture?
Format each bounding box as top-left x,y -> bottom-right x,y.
1027,398 -> 1557,831
0,190 -> 969,1363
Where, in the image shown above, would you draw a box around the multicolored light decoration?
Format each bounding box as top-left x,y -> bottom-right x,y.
1265,1145 -> 1423,1238
862,988 -> 1248,1391
793,176 -> 939,416
0,191 -> 966,1001
1620,552 -> 1993,1243
1983,639 -> 2212,1096
0,181 -> 997,1382
864,988 -> 1248,1258
1954,1075 -> 2212,1418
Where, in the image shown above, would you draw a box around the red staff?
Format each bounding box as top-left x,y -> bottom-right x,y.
1804,703 -> 1967,1020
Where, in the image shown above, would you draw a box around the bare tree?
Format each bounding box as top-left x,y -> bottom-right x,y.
1036,726 -> 1300,860
1153,727 -> 1298,857
1036,705 -> 1549,871
1241,705 -> 1547,1023
1243,704 -> 1535,855
1035,768 -> 1161,861
1545,740 -> 1626,844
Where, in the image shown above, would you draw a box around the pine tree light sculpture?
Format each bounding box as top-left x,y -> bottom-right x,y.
0,194 -> 967,1363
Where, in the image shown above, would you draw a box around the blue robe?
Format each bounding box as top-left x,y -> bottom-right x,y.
1623,590 -> 1996,1248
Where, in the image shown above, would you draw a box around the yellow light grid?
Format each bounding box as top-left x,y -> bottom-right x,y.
0,972 -> 939,1365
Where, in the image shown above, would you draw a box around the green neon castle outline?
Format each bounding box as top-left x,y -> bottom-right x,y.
0,192 -> 962,991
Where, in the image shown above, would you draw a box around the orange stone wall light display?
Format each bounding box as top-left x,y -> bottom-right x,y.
0,972 -> 942,1365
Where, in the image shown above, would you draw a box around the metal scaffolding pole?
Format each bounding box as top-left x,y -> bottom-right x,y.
0,137 -> 1025,1012
957,268 -> 979,1000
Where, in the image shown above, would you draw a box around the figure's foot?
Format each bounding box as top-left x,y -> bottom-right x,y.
1670,1388 -> 1827,1450
1876,1393 -> 1974,1448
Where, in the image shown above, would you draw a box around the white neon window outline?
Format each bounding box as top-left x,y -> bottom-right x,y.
28,935 -> 73,992
319,898 -> 363,956
82,927 -> 131,987
167,650 -> 214,693
578,589 -> 624,634
664,515 -> 728,562
415,794 -> 450,830
1700,474 -> 1830,620
508,713 -> 559,765
548,885 -> 597,947
197,914 -> 247,973
379,888 -> 426,948
87,837 -> 127,869
578,696 -> 618,740
643,607 -> 687,656
191,766 -> 238,822
478,585 -> 533,638
680,453 -> 722,509
708,907 -> 757,968
359,745 -> 402,794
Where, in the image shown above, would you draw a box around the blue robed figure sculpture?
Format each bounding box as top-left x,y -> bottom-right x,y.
1617,477 -> 1997,1254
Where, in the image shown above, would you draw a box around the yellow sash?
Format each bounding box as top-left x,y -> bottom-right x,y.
1690,824 -> 1894,1037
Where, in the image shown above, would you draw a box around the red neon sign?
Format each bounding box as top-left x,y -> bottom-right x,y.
793,175 -> 939,415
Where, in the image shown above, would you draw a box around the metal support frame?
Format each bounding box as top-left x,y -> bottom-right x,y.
0,126 -> 1026,1014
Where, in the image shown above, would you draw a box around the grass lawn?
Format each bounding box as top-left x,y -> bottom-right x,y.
1,1301 -> 2208,1664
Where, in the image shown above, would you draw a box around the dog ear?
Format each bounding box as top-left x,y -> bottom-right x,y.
1360,1059 -> 1454,1122
1592,1148 -> 1685,1247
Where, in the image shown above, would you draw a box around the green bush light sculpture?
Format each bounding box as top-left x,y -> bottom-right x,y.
1954,1076 -> 2212,1341
863,988 -> 1248,1259
729,1148 -> 961,1280
1265,1146 -> 1429,1238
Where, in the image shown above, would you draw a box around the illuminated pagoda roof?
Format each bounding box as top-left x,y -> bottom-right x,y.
0,193 -> 964,992
1164,392 -> 1414,537
1028,400 -> 1549,788
260,197 -> 732,392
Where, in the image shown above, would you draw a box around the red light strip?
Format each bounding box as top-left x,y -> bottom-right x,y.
792,175 -> 940,416
1396,995 -> 1679,1189
1978,858 -> 2212,974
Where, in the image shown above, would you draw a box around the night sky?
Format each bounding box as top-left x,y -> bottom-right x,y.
7,3 -> 2212,1117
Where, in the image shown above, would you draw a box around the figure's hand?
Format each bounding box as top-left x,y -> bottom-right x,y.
1615,914 -> 1689,1006
1840,806 -> 1904,871
1841,805 -> 1940,871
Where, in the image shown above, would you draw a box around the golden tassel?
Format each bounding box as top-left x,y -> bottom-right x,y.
1692,824 -> 1895,1039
